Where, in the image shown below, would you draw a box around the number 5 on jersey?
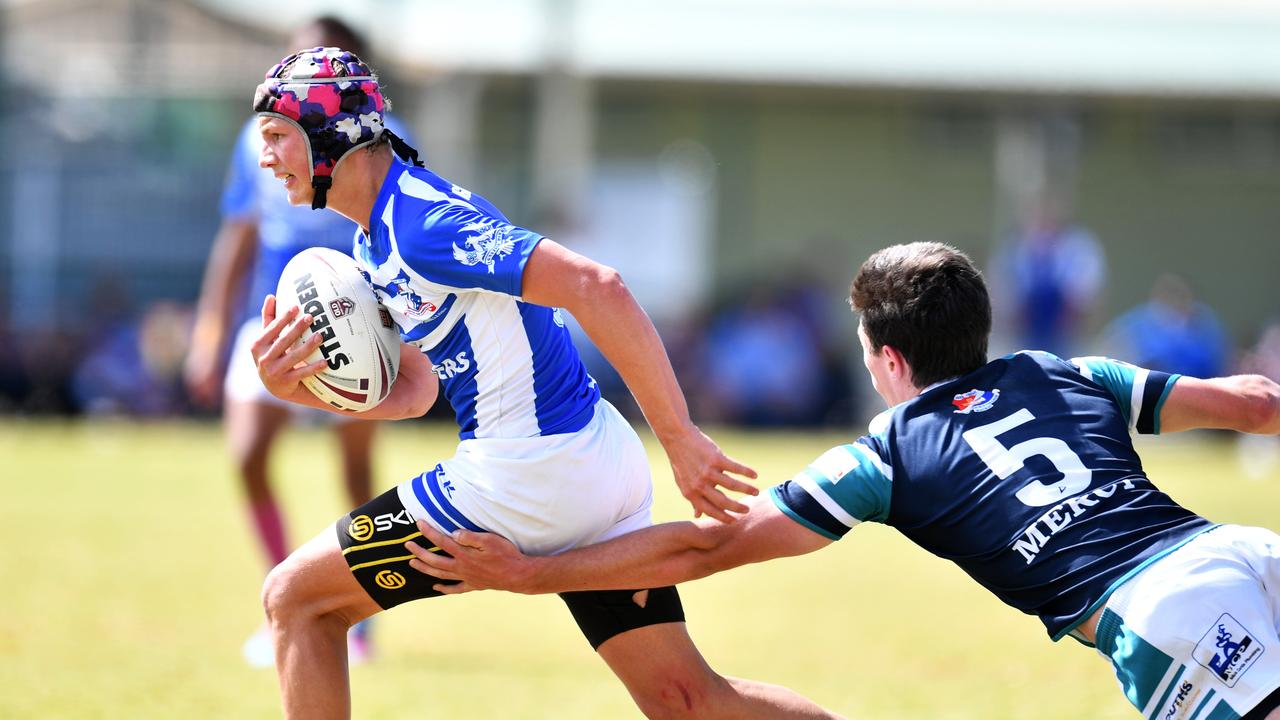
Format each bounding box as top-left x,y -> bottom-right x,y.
962,409 -> 1093,507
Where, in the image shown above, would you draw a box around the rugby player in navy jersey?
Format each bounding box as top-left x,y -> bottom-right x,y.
410,242 -> 1280,719
247,47 -> 838,719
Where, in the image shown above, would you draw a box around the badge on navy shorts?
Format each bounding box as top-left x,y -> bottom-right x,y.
1194,613 -> 1265,687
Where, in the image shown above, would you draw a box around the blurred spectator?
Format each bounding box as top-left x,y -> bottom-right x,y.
1102,273 -> 1229,379
1237,319 -> 1280,479
72,301 -> 192,416
1,282 -> 99,415
776,272 -> 855,426
991,197 -> 1106,357
0,327 -> 79,414
701,283 -> 828,427
0,319 -> 18,413
1240,320 -> 1280,383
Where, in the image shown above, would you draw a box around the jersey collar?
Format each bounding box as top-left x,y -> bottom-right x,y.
366,161 -> 408,234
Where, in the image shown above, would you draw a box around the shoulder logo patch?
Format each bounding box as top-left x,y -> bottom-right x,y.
811,446 -> 860,483
453,220 -> 516,274
953,389 -> 1000,414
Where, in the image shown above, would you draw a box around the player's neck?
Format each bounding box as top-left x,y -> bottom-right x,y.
882,362 -> 931,405
885,383 -> 924,406
891,374 -> 967,406
323,148 -> 395,232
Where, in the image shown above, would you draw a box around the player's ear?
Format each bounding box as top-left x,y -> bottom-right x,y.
882,344 -> 909,378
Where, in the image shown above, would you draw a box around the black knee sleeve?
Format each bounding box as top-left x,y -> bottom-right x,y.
559,586 -> 686,650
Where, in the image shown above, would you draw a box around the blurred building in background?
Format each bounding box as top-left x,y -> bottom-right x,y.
2,0 -> 285,411
4,0 -> 1280,422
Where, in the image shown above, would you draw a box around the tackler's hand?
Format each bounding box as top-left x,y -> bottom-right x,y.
406,520 -> 541,595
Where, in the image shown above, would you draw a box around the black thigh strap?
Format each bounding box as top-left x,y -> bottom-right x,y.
336,486 -> 457,610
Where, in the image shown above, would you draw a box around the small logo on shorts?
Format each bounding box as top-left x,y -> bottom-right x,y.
375,570 -> 406,590
1195,613 -> 1265,687
348,515 -> 375,541
1161,681 -> 1196,720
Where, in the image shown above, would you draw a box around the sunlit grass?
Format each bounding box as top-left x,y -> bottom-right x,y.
2,419 -> 1276,719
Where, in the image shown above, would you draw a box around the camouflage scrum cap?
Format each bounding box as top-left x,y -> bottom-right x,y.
253,46 -> 419,210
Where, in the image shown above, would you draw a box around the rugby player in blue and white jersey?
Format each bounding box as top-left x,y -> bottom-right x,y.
412,242 -> 1280,719
184,17 -> 414,667
247,47 -> 839,719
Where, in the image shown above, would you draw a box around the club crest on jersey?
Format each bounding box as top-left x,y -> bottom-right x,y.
953,389 -> 1000,414
385,270 -> 438,319
453,220 -> 516,274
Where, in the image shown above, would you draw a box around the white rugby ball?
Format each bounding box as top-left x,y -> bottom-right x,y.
275,247 -> 400,412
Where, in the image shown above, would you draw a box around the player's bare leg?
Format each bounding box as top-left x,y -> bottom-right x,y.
262,529 -> 380,720
333,419 -> 375,508
333,419 -> 377,662
596,622 -> 843,719
227,399 -> 292,565
229,398 -> 294,666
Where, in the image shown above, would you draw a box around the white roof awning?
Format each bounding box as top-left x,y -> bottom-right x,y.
205,0 -> 1280,99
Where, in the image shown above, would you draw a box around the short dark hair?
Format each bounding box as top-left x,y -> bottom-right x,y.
289,17 -> 391,123
298,16 -> 367,58
850,242 -> 991,387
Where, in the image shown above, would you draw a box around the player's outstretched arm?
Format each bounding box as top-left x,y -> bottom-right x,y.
1160,374 -> 1280,435
252,295 -> 438,420
405,494 -> 833,595
184,218 -> 258,406
519,238 -> 758,522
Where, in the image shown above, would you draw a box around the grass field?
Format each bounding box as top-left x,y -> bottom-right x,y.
2,419 -> 1277,719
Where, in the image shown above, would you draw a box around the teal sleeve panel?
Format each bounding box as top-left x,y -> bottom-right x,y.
769,441 -> 893,539
1071,356 -> 1180,434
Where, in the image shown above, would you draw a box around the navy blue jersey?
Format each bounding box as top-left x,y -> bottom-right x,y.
772,351 -> 1215,640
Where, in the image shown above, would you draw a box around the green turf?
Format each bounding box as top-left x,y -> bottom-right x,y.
2,419 -> 1277,719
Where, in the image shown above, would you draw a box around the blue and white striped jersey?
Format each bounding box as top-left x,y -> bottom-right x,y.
772,351 -> 1215,640
355,163 -> 599,440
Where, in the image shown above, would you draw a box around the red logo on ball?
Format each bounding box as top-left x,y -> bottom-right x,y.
329,297 -> 356,318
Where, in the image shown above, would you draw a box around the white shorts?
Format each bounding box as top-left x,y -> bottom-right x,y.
1095,525 -> 1280,718
224,319 -> 349,423
396,399 -> 653,557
